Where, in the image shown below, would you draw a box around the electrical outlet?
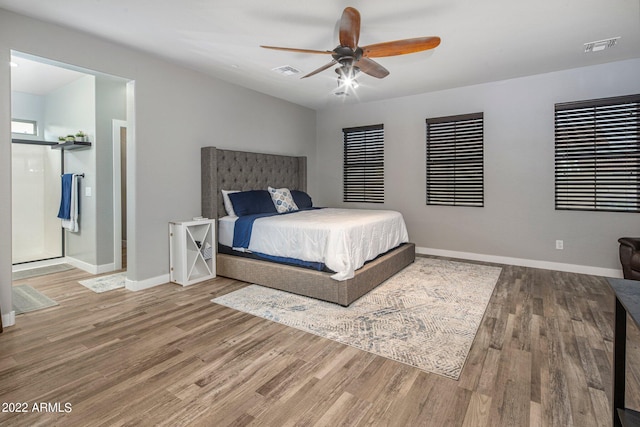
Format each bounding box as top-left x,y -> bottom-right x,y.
556,240 -> 564,250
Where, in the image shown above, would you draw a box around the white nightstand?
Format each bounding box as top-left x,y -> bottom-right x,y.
169,219 -> 216,286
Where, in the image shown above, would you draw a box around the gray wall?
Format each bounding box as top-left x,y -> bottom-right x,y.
45,75 -> 96,265
0,9 -> 316,320
95,76 -> 127,267
315,58 -> 640,275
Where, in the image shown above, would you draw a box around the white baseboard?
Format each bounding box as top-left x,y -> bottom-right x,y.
12,258 -> 67,272
416,246 -> 623,278
125,274 -> 170,292
64,257 -> 116,275
96,263 -> 116,274
2,310 -> 16,327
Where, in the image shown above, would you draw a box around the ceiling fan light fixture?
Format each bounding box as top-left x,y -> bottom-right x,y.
261,7 -> 440,95
337,65 -> 360,89
341,77 -> 359,89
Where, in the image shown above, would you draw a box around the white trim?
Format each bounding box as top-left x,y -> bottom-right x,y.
416,246 -> 623,278
2,310 -> 16,327
64,256 -> 115,275
112,119 -> 127,272
125,274 -> 170,292
96,263 -> 116,274
12,258 -> 67,272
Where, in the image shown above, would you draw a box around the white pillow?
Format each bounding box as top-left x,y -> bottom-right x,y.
268,186 -> 298,213
221,190 -> 239,217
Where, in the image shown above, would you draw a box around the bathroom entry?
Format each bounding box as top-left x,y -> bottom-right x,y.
10,56 -> 87,265
11,52 -> 130,274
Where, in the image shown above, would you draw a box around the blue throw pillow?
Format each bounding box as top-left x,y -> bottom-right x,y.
291,190 -> 313,208
228,190 -> 277,216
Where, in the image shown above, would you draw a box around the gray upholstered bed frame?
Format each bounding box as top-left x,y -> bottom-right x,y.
201,146 -> 415,306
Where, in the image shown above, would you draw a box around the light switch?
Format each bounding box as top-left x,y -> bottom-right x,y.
85,186 -> 92,197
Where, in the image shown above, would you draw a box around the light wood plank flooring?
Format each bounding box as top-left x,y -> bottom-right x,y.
1,258 -> 639,426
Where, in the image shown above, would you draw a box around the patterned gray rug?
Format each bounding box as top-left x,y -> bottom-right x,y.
212,257 -> 502,380
12,285 -> 59,314
79,272 -> 126,293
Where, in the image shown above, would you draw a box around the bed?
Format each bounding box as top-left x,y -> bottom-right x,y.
201,147 -> 415,306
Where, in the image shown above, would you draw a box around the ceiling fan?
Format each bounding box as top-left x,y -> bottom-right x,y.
261,7 -> 441,90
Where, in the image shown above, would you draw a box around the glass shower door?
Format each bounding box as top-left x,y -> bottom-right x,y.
11,142 -> 63,264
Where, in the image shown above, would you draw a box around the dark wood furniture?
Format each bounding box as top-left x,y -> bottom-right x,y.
608,278 -> 640,427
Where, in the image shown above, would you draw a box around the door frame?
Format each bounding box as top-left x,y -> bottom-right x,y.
112,119 -> 127,271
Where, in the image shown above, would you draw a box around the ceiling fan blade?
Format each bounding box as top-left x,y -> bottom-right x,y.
339,7 -> 361,49
362,37 -> 441,57
356,57 -> 390,79
301,60 -> 338,78
260,45 -> 333,55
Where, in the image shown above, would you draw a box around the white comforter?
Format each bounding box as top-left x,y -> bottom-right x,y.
224,208 -> 409,281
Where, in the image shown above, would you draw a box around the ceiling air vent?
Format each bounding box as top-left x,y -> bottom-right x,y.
584,37 -> 620,53
271,65 -> 301,76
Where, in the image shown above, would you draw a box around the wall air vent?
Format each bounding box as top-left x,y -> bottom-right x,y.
271,65 -> 301,76
584,37 -> 620,53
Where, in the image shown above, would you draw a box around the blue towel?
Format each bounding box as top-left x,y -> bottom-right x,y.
57,174 -> 73,220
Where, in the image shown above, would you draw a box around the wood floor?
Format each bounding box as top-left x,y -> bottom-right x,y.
1,258 -> 639,426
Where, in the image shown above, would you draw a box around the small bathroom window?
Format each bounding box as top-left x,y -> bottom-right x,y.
11,118 -> 37,136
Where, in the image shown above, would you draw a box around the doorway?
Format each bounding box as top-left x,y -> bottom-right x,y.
113,119 -> 127,271
10,51 -> 132,276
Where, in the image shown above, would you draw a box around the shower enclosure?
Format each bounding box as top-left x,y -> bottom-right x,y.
11,142 -> 63,264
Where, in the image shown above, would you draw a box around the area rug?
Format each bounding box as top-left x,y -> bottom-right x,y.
12,285 -> 59,314
13,263 -> 73,280
79,272 -> 126,293
212,257 -> 502,380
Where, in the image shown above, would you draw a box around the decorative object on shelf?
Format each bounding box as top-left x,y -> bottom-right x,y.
58,136 -> 66,144
50,140 -> 92,150
169,219 -> 216,286
65,135 -> 76,142
75,131 -> 87,142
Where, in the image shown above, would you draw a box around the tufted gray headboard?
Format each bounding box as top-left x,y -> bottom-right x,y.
201,147 -> 307,219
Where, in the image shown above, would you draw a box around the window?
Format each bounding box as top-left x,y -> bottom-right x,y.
555,94 -> 640,213
11,119 -> 37,136
426,113 -> 484,207
343,124 -> 384,203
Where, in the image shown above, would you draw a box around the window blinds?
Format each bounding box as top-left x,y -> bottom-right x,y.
426,113 -> 484,207
555,94 -> 640,212
343,124 -> 384,203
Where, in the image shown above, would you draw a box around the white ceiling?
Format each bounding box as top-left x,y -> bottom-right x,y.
11,55 -> 87,95
2,0 -> 640,110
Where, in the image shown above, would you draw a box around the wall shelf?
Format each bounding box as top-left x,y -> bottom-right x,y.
50,141 -> 92,150
12,138 -> 92,150
11,138 -> 57,146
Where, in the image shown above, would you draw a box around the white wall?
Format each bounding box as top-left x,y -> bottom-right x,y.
316,58 -> 640,275
0,8 -> 316,322
11,143 -> 61,263
11,91 -> 61,264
